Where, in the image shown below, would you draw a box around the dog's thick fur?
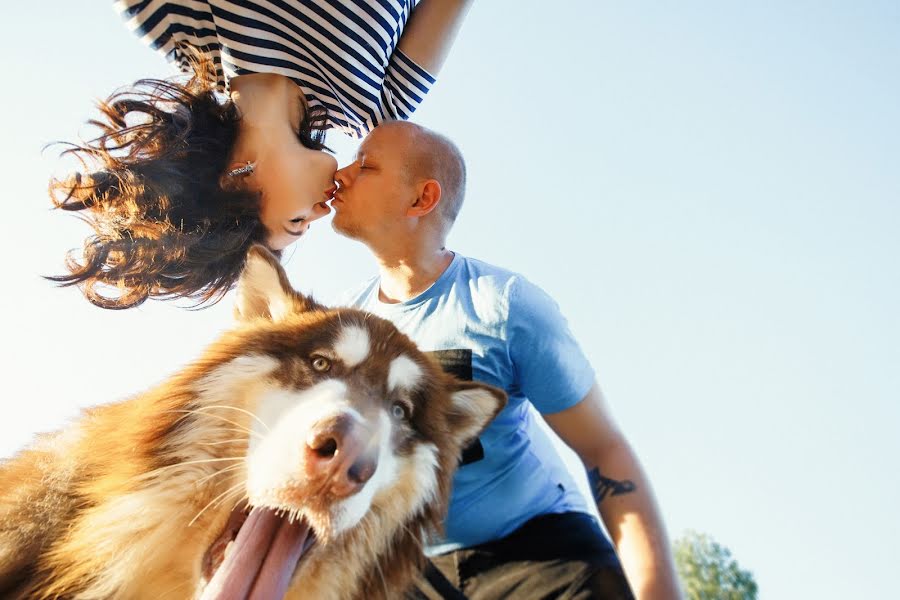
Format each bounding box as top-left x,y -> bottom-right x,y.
0,247 -> 505,599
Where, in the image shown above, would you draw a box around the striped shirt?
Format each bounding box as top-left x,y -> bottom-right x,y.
114,0 -> 437,137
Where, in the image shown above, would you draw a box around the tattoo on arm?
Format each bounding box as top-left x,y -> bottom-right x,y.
587,467 -> 636,504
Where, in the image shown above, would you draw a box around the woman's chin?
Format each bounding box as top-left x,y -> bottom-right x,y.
312,200 -> 332,216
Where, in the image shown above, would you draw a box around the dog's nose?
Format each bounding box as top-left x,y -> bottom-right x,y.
306,413 -> 353,459
305,413 -> 378,498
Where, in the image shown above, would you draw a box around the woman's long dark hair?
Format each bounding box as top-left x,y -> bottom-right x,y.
48,60 -> 327,309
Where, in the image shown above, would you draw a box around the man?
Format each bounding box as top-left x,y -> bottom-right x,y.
330,121 -> 681,599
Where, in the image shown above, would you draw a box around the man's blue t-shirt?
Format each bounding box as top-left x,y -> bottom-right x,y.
338,253 -> 596,554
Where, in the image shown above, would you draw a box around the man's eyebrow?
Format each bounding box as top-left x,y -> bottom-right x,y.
359,152 -> 378,167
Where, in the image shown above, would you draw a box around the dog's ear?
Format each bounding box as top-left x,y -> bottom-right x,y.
445,380 -> 507,446
234,245 -> 321,322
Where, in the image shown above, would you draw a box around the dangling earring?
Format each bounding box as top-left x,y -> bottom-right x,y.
227,161 -> 255,178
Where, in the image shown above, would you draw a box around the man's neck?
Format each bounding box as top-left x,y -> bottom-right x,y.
375,246 -> 454,304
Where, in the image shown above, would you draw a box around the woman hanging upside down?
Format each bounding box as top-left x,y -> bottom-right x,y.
50,0 -> 471,308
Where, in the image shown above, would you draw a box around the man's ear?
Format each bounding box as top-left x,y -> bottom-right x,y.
445,380 -> 507,446
407,179 -> 442,218
233,245 -> 309,323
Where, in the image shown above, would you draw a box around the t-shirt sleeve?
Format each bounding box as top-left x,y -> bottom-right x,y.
379,48 -> 437,121
507,277 -> 596,415
115,0 -> 226,88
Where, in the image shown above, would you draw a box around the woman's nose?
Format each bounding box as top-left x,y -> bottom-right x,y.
334,164 -> 352,188
324,152 -> 338,173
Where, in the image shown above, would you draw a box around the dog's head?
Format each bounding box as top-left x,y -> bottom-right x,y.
191,246 -> 506,598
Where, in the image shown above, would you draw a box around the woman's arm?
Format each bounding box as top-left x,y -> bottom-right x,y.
397,0 -> 475,75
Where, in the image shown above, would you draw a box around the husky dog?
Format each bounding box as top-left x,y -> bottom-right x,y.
0,247 -> 505,600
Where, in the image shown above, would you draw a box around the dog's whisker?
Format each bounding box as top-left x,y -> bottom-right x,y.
145,457 -> 244,479
170,409 -> 261,439
195,438 -> 250,448
212,489 -> 248,515
196,463 -> 244,485
189,482 -> 247,527
210,426 -> 263,440
191,405 -> 270,433
170,457 -> 243,466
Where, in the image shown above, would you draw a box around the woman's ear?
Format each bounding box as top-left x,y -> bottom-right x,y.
407,179 -> 442,218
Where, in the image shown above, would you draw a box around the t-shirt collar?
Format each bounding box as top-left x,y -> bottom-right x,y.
372,252 -> 462,311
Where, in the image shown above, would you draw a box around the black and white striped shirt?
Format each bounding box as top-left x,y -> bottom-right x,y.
114,0 -> 436,137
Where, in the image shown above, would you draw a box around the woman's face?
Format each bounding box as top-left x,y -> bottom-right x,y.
251,132 -> 338,250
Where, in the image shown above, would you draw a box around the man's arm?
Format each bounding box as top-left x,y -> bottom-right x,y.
397,0 -> 474,75
543,384 -> 683,600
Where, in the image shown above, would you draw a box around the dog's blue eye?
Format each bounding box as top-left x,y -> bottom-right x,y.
390,402 -> 408,420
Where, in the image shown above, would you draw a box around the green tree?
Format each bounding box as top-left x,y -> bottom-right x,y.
674,530 -> 758,600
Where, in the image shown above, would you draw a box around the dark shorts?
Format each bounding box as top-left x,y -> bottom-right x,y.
411,512 -> 635,600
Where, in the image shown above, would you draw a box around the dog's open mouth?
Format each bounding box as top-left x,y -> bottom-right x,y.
200,503 -> 317,600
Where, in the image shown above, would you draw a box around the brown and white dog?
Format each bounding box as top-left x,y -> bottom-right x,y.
0,247 -> 505,600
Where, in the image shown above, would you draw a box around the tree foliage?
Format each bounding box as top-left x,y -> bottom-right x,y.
674,530 -> 758,600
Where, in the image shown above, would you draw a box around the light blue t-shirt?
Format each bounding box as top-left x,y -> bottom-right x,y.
337,253 -> 596,554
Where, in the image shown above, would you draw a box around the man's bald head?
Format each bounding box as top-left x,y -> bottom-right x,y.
378,121 -> 466,232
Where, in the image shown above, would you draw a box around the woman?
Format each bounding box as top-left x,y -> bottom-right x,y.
51,0 -> 470,309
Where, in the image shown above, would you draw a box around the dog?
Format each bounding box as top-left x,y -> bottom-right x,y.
0,246 -> 505,599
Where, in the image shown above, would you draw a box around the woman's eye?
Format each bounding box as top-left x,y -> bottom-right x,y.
311,357 -> 331,372
390,402 -> 408,420
290,217 -> 305,224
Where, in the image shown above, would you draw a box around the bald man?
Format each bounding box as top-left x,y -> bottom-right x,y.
331,122 -> 681,600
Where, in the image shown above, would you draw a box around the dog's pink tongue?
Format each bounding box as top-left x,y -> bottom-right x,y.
201,506 -> 311,600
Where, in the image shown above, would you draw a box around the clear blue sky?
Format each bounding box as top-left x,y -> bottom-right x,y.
1,2 -> 897,598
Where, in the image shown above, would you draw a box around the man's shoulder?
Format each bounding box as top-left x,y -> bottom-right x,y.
456,254 -> 522,291
449,255 -> 522,315
457,254 -> 515,277
457,254 -> 552,309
